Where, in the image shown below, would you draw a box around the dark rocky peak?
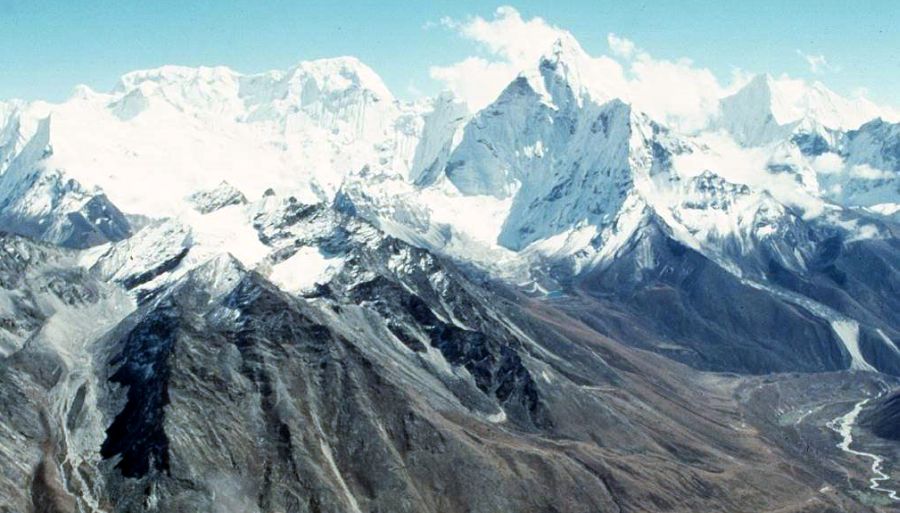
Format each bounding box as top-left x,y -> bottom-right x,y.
186,180 -> 248,214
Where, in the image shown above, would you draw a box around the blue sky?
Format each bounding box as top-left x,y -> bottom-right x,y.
1,0 -> 897,107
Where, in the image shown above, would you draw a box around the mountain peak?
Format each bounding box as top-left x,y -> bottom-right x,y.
108,57 -> 396,114
283,56 -> 394,102
740,73 -> 774,99
13,114 -> 52,166
719,73 -> 893,146
532,34 -> 599,108
540,35 -> 589,67
114,65 -> 240,94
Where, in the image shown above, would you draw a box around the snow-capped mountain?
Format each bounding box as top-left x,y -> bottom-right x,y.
2,34 -> 894,341
832,119 -> 900,213
2,29 -> 900,513
716,73 -> 893,147
0,57 -> 438,225
709,74 -> 899,218
0,117 -> 131,248
1,42 -> 896,264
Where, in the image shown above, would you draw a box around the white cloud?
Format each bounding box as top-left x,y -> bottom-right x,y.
405,82 -> 425,98
453,6 -> 569,67
607,33 -> 636,59
438,16 -> 458,30
624,51 -> 725,132
429,7 -> 889,134
797,50 -> 838,74
602,32 -> 730,131
723,67 -> 755,95
429,6 -> 573,111
811,152 -> 844,174
674,132 -> 829,217
430,7 -> 734,131
429,57 -> 518,112
850,164 -> 890,180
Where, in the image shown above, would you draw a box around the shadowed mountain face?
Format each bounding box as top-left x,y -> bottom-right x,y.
861,390 -> 900,441
571,219 -> 849,374
563,216 -> 900,376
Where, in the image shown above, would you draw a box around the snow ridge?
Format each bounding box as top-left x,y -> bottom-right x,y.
0,33 -> 897,314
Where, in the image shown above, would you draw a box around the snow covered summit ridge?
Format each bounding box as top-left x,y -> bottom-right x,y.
0,36 -> 897,280
717,73 -> 896,146
0,56 -> 428,219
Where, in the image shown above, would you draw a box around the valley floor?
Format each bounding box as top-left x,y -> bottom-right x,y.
733,371 -> 900,511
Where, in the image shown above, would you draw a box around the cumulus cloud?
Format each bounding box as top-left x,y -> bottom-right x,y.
797,50 -> 838,74
429,7 -> 890,134
850,164 -> 890,180
811,152 -> 845,174
430,7 -> 734,131
429,56 -> 519,112
610,34 -> 725,132
450,6 -> 569,68
429,7 -> 574,111
673,132 -> 830,217
607,33 -> 636,59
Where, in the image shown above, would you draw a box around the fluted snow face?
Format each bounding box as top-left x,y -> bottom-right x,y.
717,75 -> 788,147
716,74 -> 895,147
0,37 -> 897,284
409,93 -> 469,185
0,57 -> 440,224
0,117 -> 132,248
402,40 -> 896,275
441,42 -> 675,251
113,65 -> 245,119
111,57 -> 397,135
241,57 -> 396,136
